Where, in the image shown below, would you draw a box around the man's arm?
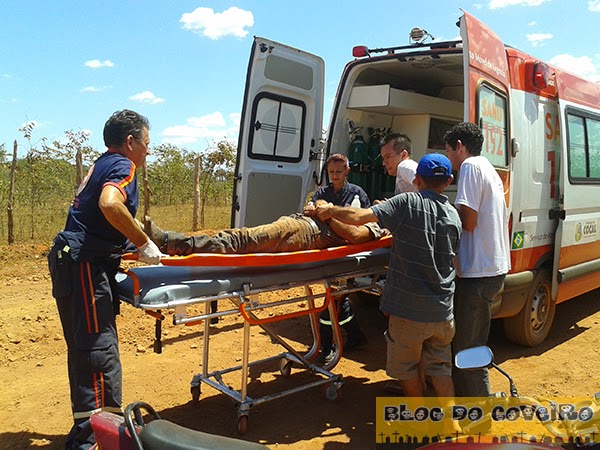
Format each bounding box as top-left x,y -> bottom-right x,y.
99,185 -> 148,247
311,203 -> 378,226
326,217 -> 375,244
456,204 -> 478,232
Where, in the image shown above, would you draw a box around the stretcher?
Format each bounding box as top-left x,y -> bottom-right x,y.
116,236 -> 391,433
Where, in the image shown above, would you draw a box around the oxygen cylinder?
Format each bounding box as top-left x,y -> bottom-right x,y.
348,134 -> 368,188
367,135 -> 383,201
381,173 -> 396,198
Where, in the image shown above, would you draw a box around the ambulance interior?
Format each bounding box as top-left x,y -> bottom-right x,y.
327,49 -> 465,201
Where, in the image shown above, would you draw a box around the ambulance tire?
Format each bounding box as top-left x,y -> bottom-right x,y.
503,268 -> 555,347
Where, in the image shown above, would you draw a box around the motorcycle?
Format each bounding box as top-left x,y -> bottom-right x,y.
421,346 -> 600,450
90,401 -> 269,450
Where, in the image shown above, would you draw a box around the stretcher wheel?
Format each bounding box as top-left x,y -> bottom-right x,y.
279,358 -> 293,378
323,383 -> 341,401
238,415 -> 249,435
190,385 -> 201,402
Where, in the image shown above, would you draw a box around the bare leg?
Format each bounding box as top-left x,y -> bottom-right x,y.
429,375 -> 455,397
399,377 -> 424,397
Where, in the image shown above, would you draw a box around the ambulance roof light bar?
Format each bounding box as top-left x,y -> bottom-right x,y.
353,26 -> 450,58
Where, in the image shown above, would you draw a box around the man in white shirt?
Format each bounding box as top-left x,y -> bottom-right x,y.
380,133 -> 419,195
444,122 -> 511,397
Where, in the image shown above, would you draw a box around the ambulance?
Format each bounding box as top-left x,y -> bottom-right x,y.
231,10 -> 600,347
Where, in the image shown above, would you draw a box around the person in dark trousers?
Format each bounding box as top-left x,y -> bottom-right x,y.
48,110 -> 162,450
310,153 -> 370,363
444,122 -> 510,397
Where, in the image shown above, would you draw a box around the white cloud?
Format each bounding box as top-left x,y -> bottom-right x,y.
80,85 -> 112,93
187,112 -> 226,128
528,21 -> 537,26
489,0 -> 548,9
161,112 -> 238,145
129,91 -> 165,104
550,54 -> 600,82
229,113 -> 241,127
526,33 -> 553,47
589,1 -> 600,12
180,6 -> 254,40
84,59 -> 114,69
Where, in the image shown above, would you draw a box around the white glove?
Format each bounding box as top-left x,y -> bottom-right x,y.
137,239 -> 164,265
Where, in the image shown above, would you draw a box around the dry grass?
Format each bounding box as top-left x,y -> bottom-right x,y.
0,203 -> 232,245
142,203 -> 231,234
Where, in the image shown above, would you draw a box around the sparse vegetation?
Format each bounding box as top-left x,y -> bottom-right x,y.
0,129 -> 236,244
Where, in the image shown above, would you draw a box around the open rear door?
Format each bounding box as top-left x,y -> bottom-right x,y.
231,37 -> 324,227
460,11 -> 510,171
551,86 -> 600,302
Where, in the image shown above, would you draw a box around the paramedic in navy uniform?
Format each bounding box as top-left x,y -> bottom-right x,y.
47,109 -> 162,450
310,153 -> 369,362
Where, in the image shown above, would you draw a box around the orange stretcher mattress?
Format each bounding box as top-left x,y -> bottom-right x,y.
153,235 -> 392,267
117,237 -> 391,308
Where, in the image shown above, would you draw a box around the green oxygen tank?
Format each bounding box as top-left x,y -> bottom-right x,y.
381,172 -> 396,198
348,134 -> 368,188
367,135 -> 382,201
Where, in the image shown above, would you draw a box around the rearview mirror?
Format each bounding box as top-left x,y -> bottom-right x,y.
455,346 -> 493,369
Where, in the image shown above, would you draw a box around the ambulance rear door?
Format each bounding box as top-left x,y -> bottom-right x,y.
231,37 -> 324,227
460,11 -> 511,171
552,73 -> 600,302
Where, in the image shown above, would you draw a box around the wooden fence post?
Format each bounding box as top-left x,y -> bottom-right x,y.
75,149 -> 83,187
7,140 -> 17,245
142,161 -> 151,218
193,156 -> 200,231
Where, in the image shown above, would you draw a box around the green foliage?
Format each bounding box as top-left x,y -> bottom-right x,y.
147,143 -> 197,205
197,140 -> 236,204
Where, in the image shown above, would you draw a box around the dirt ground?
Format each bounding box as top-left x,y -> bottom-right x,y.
0,243 -> 599,450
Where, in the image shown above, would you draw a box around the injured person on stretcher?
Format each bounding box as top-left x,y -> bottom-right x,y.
143,200 -> 389,256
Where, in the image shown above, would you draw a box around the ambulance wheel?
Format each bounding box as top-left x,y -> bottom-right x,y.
504,269 -> 555,347
323,383 -> 341,401
238,415 -> 249,435
279,358 -> 293,377
190,385 -> 201,402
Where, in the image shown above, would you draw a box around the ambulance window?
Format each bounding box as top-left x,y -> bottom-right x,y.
265,55 -> 313,91
248,93 -> 304,162
568,115 -> 586,178
567,113 -> 600,181
589,119 -> 600,178
477,84 -> 508,167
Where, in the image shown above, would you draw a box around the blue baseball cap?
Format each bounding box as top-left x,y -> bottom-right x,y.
417,153 -> 453,177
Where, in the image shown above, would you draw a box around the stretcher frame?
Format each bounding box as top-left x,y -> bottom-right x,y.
116,237 -> 391,433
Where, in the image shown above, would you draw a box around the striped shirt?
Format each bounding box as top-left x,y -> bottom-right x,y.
372,191 -> 461,322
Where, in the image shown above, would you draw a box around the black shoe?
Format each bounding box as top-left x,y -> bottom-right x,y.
344,333 -> 368,352
318,348 -> 335,365
144,216 -> 167,251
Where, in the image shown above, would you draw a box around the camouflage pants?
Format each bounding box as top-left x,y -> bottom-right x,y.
166,215 -> 324,255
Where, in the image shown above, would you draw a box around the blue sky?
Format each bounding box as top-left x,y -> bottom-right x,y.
1,0 -> 599,156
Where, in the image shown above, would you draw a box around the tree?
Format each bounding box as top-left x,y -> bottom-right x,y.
47,129 -> 99,189
147,144 -> 196,205
194,140 -> 236,229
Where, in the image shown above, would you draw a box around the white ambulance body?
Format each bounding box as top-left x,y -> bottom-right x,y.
232,11 -> 600,346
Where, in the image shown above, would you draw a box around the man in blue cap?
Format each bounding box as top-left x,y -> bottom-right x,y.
307,153 -> 462,397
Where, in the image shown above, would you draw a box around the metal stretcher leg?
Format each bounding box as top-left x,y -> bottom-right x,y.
187,283 -> 346,434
